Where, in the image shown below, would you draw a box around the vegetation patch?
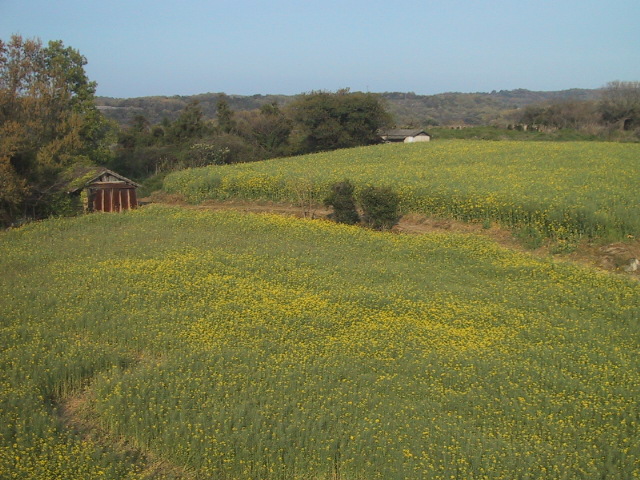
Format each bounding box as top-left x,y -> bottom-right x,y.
1,206 -> 638,478
164,140 -> 640,242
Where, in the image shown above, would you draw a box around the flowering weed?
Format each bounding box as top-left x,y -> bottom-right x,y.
0,206 -> 638,478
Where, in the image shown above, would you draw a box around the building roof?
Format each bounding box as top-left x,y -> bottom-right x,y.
65,166 -> 141,193
380,129 -> 431,140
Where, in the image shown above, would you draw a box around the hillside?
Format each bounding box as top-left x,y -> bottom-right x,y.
163,141 -> 640,245
2,206 -> 638,478
96,88 -> 601,127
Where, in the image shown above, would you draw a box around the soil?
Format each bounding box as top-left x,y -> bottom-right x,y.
144,192 -> 640,279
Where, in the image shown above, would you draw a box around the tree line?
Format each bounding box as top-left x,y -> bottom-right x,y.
108,88 -> 393,183
97,89 -> 600,128
506,81 -> 640,135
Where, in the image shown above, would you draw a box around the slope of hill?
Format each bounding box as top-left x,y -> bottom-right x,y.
1,206 -> 638,478
163,140 -> 640,244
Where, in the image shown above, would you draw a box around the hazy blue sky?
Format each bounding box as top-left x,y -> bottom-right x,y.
3,0 -> 639,98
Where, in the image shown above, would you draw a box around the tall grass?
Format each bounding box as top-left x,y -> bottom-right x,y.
1,206 -> 639,478
164,140 -> 640,241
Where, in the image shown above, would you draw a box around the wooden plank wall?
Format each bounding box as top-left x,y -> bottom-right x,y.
91,185 -> 137,212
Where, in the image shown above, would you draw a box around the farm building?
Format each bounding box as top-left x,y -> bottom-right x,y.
380,129 -> 431,143
67,167 -> 141,213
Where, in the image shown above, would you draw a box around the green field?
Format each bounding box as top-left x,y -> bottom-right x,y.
164,140 -> 640,241
1,206 -> 639,479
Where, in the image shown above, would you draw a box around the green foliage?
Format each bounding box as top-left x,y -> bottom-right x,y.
110,99 -> 288,180
430,125 -> 601,141
324,180 -> 360,224
109,140 -> 178,179
287,89 -> 392,153
515,100 -> 600,130
514,225 -> 544,250
358,185 -> 402,230
599,81 -> 640,130
186,143 -> 230,167
0,35 -> 114,224
96,89 -> 601,129
137,171 -> 169,197
166,100 -> 208,141
237,102 -> 293,157
215,96 -> 236,134
204,132 -> 261,164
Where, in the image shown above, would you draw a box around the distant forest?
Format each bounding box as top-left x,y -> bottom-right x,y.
96,88 -> 602,127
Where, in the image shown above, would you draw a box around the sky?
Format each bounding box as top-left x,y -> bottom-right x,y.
2,0 -> 639,98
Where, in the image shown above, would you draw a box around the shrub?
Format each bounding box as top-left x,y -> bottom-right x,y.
324,180 -> 360,225
358,186 -> 401,230
515,225 -> 544,250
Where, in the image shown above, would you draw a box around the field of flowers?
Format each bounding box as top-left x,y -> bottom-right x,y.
164,140 -> 640,241
1,205 -> 639,479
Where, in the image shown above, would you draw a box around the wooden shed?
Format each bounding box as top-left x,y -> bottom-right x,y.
67,167 -> 141,213
380,129 -> 431,143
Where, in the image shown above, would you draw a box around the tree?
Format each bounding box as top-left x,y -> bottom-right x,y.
287,89 -> 392,153
0,35 -> 113,223
167,100 -> 207,141
234,102 -> 292,157
130,114 -> 151,135
253,102 -> 292,154
517,100 -> 598,130
599,81 -> 640,130
216,95 -> 236,134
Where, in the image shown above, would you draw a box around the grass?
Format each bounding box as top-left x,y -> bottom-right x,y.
163,140 -> 640,243
1,205 -> 639,479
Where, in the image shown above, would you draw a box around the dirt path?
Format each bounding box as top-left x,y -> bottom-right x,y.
146,194 -> 640,278
56,356 -> 199,479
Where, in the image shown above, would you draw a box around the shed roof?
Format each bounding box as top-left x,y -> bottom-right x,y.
66,166 -> 141,193
380,129 -> 431,140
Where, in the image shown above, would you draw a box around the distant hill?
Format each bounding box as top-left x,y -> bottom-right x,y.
96,93 -> 294,126
380,88 -> 600,126
96,88 -> 602,128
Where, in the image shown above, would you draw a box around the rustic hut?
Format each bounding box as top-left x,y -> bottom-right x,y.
67,167 -> 141,213
380,129 -> 431,143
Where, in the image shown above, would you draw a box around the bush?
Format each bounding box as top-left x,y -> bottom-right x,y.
358,186 -> 401,230
138,172 -> 169,198
515,225 -> 544,250
324,180 -> 360,225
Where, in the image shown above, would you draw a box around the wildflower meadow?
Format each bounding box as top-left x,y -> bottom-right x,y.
164,140 -> 640,241
1,206 -> 638,479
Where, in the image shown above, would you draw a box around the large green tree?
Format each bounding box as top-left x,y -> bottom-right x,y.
0,35 -> 113,223
167,100 -> 207,141
234,102 -> 292,158
287,89 -> 392,153
215,95 -> 237,134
